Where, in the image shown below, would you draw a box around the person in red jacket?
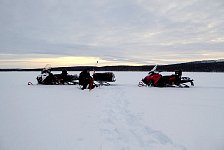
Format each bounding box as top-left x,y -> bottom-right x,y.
79,69 -> 95,90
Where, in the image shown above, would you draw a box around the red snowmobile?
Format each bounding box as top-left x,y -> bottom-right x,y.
138,66 -> 194,88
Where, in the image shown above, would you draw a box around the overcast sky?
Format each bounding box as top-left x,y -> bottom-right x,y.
0,0 -> 224,68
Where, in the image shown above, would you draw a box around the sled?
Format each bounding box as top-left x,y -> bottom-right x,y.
93,72 -> 116,86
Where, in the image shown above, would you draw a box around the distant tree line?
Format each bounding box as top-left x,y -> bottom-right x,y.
0,61 -> 224,72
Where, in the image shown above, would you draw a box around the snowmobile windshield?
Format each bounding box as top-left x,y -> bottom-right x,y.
148,71 -> 155,76
41,64 -> 52,74
44,64 -> 51,70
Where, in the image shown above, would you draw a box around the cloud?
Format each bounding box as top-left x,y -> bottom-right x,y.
0,0 -> 224,67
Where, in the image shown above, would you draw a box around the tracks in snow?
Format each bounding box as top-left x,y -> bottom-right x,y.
98,86 -> 186,150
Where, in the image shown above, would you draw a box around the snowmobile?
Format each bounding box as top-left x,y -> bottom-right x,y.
138,66 -> 194,88
93,72 -> 116,86
36,65 -> 79,85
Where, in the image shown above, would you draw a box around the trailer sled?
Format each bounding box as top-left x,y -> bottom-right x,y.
93,72 -> 116,86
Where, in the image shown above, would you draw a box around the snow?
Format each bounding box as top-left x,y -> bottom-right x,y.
0,71 -> 224,150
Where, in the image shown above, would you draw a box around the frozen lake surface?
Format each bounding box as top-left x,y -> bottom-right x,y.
0,71 -> 224,150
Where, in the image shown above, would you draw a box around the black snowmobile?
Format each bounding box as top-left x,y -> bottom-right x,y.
138,66 -> 194,88
36,65 -> 79,85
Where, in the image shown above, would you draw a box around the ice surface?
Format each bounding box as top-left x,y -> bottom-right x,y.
0,71 -> 224,150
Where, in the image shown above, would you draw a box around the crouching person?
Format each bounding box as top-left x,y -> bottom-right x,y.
79,69 -> 95,90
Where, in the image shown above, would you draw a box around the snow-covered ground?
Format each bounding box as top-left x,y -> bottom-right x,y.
0,71 -> 224,150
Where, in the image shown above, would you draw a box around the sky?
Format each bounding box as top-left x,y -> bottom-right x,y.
0,0 -> 224,68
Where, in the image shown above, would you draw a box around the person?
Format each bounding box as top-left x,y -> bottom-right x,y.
79,69 -> 95,90
60,69 -> 68,84
43,71 -> 55,84
174,70 -> 182,85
